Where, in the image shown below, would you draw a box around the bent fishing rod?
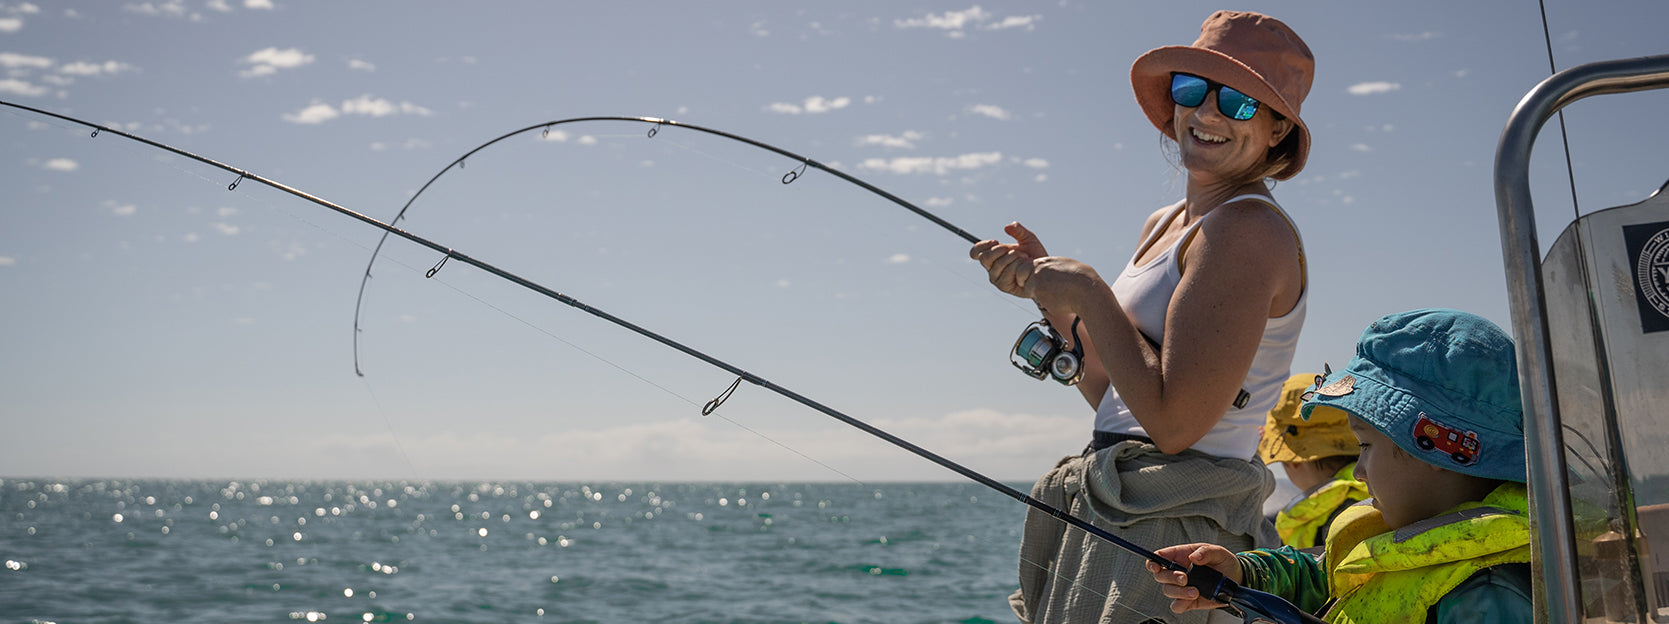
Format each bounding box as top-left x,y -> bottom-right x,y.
3,100 -> 1321,624
352,115 -> 981,376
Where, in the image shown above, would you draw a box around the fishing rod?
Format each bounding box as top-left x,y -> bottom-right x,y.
352,115 -> 981,377
2,100 -> 1321,624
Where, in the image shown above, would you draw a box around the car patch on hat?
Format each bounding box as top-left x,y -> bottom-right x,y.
1315,374 -> 1355,397
1412,412 -> 1480,466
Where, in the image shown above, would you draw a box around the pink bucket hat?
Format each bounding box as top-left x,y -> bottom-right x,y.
1130,11 -> 1315,180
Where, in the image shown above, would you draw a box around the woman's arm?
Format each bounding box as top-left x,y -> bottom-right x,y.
1023,202 -> 1300,453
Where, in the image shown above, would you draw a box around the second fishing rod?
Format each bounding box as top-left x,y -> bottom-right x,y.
4,100 -> 1324,624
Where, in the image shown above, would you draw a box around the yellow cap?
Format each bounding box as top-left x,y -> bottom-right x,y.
1257,373 -> 1359,464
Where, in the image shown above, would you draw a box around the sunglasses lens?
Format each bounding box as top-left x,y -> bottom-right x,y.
1170,74 -> 1208,108
1218,86 -> 1259,121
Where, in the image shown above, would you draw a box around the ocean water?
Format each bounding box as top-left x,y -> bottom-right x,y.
0,479 -> 1033,624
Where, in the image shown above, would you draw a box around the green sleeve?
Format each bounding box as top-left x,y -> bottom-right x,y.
1431,564 -> 1533,624
1235,546 -> 1330,615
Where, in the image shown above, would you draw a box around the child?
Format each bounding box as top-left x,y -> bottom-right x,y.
1148,308 -> 1533,622
1257,373 -> 1369,551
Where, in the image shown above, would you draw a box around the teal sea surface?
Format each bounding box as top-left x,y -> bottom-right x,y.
0,479 -> 1029,623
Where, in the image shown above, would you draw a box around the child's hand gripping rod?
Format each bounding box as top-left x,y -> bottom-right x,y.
1183,565 -> 1328,624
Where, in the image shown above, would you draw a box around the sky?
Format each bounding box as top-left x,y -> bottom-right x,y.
2,1 -> 1667,484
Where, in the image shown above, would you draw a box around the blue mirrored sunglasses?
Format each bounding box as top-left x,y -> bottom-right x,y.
1169,73 -> 1261,121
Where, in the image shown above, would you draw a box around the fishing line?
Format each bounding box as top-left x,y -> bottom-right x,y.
4,100 -> 1319,623
1537,0 -> 1582,222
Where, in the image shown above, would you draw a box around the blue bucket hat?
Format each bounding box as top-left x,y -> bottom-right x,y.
1300,308 -> 1525,482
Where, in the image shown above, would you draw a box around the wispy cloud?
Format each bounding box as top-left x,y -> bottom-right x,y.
122,1 -> 194,19
59,60 -> 133,76
0,78 -> 47,97
887,253 -> 910,264
765,95 -> 851,115
1391,31 -> 1440,42
107,201 -> 137,216
41,158 -> 77,171
348,59 -> 375,72
341,94 -> 432,117
282,95 -> 433,124
967,104 -> 1010,120
1349,144 -> 1373,152
239,47 -> 314,78
858,151 -> 1003,175
245,0 -> 274,9
1020,157 -> 1048,169
894,6 -> 1041,37
0,256 -> 15,267
281,101 -> 337,124
924,197 -> 954,207
1347,81 -> 1401,95
0,52 -> 53,69
0,18 -> 20,32
855,130 -> 924,149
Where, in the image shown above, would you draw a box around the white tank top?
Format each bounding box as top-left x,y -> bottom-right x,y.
1092,194 -> 1308,459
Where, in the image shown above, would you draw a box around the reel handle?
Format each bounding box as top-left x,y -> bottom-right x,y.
1185,565 -> 1327,624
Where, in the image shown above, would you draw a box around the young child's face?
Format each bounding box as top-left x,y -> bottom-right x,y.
1347,416 -> 1442,529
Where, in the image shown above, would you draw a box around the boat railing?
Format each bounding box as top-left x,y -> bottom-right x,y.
1494,53 -> 1669,624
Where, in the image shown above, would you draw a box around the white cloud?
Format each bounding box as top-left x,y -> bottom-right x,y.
206,0 -> 231,11
58,60 -> 133,76
244,0 -> 274,9
1392,31 -> 1440,42
282,101 -> 338,124
281,95 -> 432,124
110,203 -> 137,216
538,128 -> 570,142
348,59 -> 375,72
1021,157 -> 1048,169
1350,143 -> 1373,152
0,52 -> 53,69
895,6 -> 990,30
858,151 -> 1003,175
924,197 -> 954,207
0,256 -> 14,267
7,3 -> 40,15
212,222 -> 240,236
0,78 -> 47,97
967,104 -> 1011,120
1347,81 -> 1401,95
216,207 -> 238,216
886,253 -> 910,264
986,15 -> 1041,31
765,95 -> 851,115
855,130 -> 923,149
577,135 -> 598,146
340,94 -> 432,117
41,158 -> 77,171
894,6 -> 1038,36
239,47 -> 314,78
122,1 -> 189,18
0,17 -> 18,32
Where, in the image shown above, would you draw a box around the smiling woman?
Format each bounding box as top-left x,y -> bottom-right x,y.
970,10 -> 1315,623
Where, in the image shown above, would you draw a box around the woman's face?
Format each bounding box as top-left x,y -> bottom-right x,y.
1171,82 -> 1293,185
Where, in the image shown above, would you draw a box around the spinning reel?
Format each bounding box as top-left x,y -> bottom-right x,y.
1010,316 -> 1085,385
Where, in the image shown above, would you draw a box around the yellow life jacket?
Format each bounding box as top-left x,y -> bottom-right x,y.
1275,462 -> 1370,549
1321,482 -> 1531,623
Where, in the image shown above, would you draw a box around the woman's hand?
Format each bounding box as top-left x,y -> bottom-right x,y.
1146,543 -> 1241,613
970,221 -> 1050,298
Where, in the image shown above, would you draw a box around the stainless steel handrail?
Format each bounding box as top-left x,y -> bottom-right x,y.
1493,53 -> 1669,624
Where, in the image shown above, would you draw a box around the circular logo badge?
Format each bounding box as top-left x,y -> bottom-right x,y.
1638,227 -> 1669,320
